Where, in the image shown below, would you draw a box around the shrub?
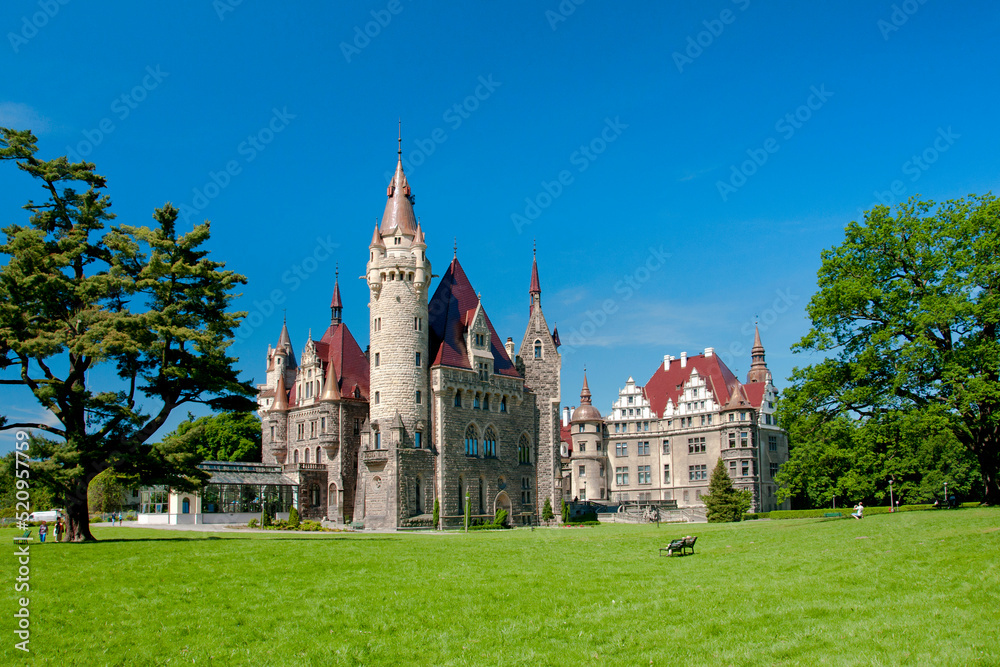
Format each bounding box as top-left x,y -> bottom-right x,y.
561,499 -> 569,524
542,497 -> 554,522
704,458 -> 752,522
288,506 -> 300,529
494,508 -> 508,527
432,498 -> 440,529
248,518 -> 259,528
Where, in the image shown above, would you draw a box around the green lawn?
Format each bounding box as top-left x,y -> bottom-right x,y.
3,509 -> 999,665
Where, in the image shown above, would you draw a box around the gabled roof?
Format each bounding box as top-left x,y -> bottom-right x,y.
644,353 -> 738,418
742,382 -> 767,409
314,321 -> 370,400
428,257 -> 520,378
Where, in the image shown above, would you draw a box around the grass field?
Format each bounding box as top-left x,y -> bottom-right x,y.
3,508 -> 999,666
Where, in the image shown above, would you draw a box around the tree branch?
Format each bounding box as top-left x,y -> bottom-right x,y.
0,422 -> 66,437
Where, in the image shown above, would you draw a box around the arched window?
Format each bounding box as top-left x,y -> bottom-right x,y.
534,340 -> 542,359
519,434 -> 531,464
454,390 -> 462,408
478,476 -> 486,514
182,497 -> 190,514
500,396 -> 507,413
316,447 -> 322,463
465,424 -> 479,456
304,448 -> 310,464
483,394 -> 490,411
415,476 -> 422,515
294,449 -> 299,463
484,427 -> 497,458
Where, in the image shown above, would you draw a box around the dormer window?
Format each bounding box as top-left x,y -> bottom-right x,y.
394,237 -> 401,245
474,333 -> 485,348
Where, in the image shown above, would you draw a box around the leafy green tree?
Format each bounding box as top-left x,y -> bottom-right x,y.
87,468 -> 133,514
0,451 -> 54,515
0,129 -> 254,541
161,412 -> 261,462
778,407 -> 979,507
288,505 -> 300,528
784,195 -> 1000,504
704,458 -> 752,522
542,497 -> 554,522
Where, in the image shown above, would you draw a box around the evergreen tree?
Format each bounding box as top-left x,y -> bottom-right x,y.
432,498 -> 440,529
704,458 -> 752,523
542,497 -> 554,522
561,498 -> 569,523
0,129 -> 254,541
288,505 -> 300,528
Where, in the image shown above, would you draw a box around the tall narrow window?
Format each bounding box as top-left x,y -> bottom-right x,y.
416,390 -> 422,404
484,427 -> 497,458
415,352 -> 421,367
415,431 -> 422,449
500,396 -> 507,413
534,340 -> 541,359
454,391 -> 462,408
374,432 -> 382,449
374,352 -> 380,367
465,425 -> 478,456
518,435 -> 531,464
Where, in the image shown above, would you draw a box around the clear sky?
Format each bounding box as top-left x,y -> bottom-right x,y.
1,1 -> 998,452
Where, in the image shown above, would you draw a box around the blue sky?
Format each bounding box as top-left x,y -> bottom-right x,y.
1,1 -> 998,451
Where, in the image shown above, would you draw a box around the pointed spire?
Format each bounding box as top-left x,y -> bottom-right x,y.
271,374 -> 289,412
580,372 -> 592,405
747,324 -> 770,384
529,244 -> 542,314
370,224 -> 385,248
331,266 -> 343,325
275,318 -> 296,368
320,358 -> 342,401
413,221 -> 425,246
380,132 -> 417,235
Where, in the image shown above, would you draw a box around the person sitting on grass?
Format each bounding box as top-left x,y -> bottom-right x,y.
852,502 -> 864,519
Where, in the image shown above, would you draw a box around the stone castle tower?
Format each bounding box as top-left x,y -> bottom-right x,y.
518,251 -> 562,518
569,374 -> 608,502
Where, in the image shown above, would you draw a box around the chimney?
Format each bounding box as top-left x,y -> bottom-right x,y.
562,406 -> 571,426
704,347 -> 714,357
505,337 -> 515,357
680,352 -> 687,368
664,354 -> 670,371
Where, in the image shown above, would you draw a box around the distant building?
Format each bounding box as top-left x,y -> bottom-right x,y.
563,330 -> 789,513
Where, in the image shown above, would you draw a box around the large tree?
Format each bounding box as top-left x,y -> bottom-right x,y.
0,128 -> 254,541
782,194 -> 1000,504
161,411 -> 262,463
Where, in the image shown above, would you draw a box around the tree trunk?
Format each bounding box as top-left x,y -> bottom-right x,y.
66,477 -> 95,542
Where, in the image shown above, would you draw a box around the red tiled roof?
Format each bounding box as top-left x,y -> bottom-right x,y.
428,257 -> 520,378
314,322 -> 370,399
644,353 -> 738,418
742,382 -> 767,409
560,423 -> 572,456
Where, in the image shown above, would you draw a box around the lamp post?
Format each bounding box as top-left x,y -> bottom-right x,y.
944,481 -> 948,508
889,479 -> 894,513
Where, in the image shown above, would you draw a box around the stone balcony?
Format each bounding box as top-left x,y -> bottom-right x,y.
361,448 -> 390,467
282,463 -> 327,472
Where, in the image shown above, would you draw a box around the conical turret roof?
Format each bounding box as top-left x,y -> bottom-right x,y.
380,157 -> 417,235
320,358 -> 341,401
271,374 -> 289,412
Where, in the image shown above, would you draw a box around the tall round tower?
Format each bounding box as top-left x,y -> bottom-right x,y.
569,374 -> 607,503
366,149 -> 432,446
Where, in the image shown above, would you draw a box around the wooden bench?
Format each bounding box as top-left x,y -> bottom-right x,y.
660,535 -> 697,556
13,529 -> 32,543
824,512 -> 843,518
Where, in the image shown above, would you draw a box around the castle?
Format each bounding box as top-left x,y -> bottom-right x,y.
251,143 -> 788,529
257,147 -> 561,529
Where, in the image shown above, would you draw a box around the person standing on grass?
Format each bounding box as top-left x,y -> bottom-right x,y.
52,520 -> 59,542
39,521 -> 48,542
852,502 -> 864,519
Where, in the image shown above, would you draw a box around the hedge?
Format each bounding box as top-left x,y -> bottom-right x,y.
745,502 -> 980,521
